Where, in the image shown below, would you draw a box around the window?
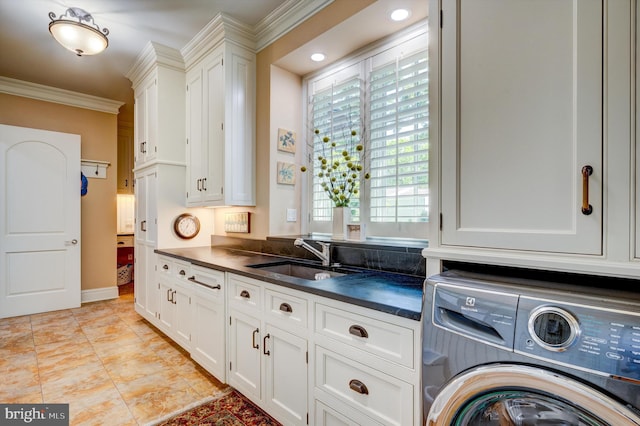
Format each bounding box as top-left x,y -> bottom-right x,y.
304,24 -> 428,239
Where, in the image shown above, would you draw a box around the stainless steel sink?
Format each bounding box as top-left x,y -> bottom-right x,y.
247,261 -> 359,280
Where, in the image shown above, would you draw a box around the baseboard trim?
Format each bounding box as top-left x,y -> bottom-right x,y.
81,286 -> 119,303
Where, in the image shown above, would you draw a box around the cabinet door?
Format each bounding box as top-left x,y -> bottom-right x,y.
228,309 -> 262,402
440,0 -> 603,254
144,78 -> 158,163
145,171 -> 157,246
202,51 -> 225,204
133,242 -> 147,316
134,173 -> 147,246
192,282 -> 225,381
636,18 -> 640,260
224,46 -> 256,206
172,282 -> 192,351
186,68 -> 204,206
159,278 -> 175,333
134,170 -> 157,246
264,324 -> 308,426
144,246 -> 159,321
117,133 -> 133,193
134,88 -> 146,165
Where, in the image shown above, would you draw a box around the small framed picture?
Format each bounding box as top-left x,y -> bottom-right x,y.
277,161 -> 295,185
277,128 -> 296,153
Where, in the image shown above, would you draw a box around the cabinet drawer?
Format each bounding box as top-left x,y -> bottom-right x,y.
315,304 -> 415,368
315,346 -> 413,426
228,275 -> 261,312
315,400 -> 383,426
265,288 -> 307,330
117,234 -> 134,247
157,256 -> 173,278
189,265 -> 224,302
173,259 -> 191,282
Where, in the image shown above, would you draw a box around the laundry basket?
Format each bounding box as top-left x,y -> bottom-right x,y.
117,264 -> 133,286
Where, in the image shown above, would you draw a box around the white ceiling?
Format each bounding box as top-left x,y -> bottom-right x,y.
0,0 -> 427,107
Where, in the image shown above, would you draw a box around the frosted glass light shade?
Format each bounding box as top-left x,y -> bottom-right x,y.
49,20 -> 108,56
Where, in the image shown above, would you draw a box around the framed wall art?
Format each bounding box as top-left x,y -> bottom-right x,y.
277,161 -> 295,185
277,128 -> 296,153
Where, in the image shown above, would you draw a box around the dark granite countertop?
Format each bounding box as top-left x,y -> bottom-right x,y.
155,246 -> 424,321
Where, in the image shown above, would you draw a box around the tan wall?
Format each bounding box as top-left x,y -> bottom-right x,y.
0,93 -> 118,291
214,0 -> 375,239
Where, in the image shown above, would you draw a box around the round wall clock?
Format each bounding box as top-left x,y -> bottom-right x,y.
173,213 -> 200,239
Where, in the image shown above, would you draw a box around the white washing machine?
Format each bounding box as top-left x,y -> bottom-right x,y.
423,270 -> 640,425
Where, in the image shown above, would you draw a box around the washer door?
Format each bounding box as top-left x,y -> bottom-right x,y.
426,365 -> 640,426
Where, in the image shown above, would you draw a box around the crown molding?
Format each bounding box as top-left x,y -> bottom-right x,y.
181,13 -> 255,69
0,76 -> 123,114
180,0 -> 334,69
126,41 -> 185,88
254,0 -> 334,52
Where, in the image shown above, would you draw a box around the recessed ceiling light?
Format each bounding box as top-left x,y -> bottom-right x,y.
311,53 -> 326,62
390,8 -> 410,22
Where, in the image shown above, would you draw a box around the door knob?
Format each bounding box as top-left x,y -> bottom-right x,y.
65,239 -> 78,245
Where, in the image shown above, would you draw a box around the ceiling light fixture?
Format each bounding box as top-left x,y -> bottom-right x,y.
311,53 -> 326,62
48,7 -> 109,56
390,8 -> 410,22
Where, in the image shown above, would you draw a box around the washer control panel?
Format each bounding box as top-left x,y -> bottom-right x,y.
514,297 -> 640,381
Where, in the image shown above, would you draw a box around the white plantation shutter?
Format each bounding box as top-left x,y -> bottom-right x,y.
311,77 -> 362,222
369,49 -> 429,225
306,24 -> 428,239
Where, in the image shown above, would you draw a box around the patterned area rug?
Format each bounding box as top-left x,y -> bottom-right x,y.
153,390 -> 281,426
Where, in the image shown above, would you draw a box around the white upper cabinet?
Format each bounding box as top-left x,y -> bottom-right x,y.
439,0 -> 602,254
636,11 -> 640,261
128,42 -> 186,169
184,15 -> 256,207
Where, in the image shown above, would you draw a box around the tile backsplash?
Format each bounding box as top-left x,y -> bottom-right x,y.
211,235 -> 427,277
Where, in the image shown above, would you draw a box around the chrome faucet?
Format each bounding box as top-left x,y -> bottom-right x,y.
294,238 -> 331,266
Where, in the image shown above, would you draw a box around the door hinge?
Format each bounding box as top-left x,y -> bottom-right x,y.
221,123 -> 224,131
229,361 -> 232,371
186,138 -> 189,145
189,297 -> 191,304
307,413 -> 309,424
221,58 -> 224,66
440,213 -> 443,231
229,316 -> 232,326
440,9 -> 443,28
306,351 -> 308,364
221,187 -> 224,194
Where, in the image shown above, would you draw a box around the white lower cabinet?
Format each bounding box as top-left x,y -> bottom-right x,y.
146,262 -> 421,426
227,273 -> 309,426
264,323 -> 308,425
229,308 -> 263,400
157,259 -> 192,351
190,265 -> 226,382
314,302 -> 421,426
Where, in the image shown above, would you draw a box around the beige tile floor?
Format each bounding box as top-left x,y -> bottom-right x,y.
0,287 -> 229,425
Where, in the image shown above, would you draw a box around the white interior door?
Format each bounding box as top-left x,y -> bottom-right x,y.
0,124 -> 81,318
